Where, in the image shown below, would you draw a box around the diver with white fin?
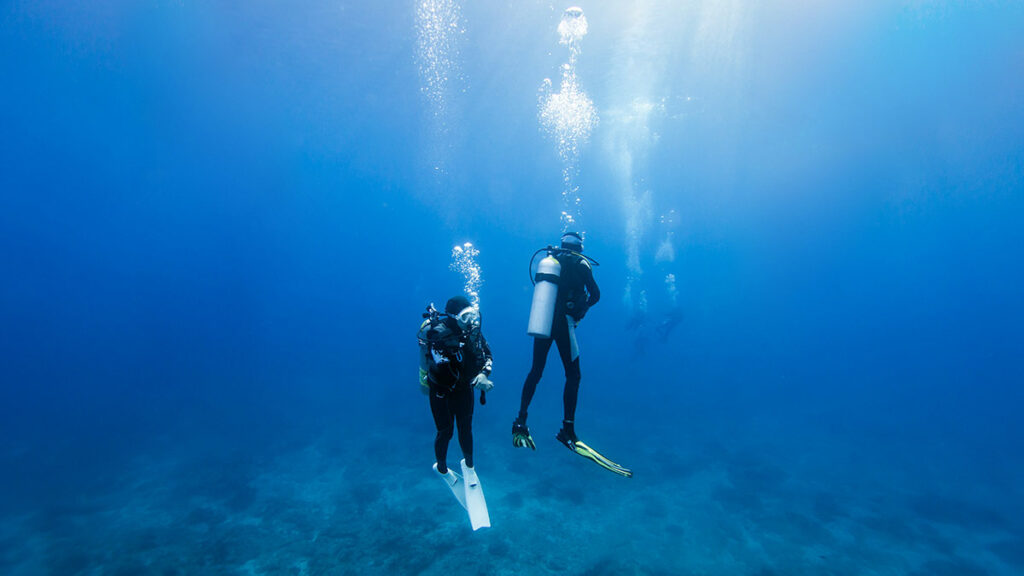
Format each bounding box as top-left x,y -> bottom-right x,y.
513,233 -> 632,478
417,295 -> 493,529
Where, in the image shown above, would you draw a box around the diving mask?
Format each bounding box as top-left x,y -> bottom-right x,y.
454,306 -> 481,331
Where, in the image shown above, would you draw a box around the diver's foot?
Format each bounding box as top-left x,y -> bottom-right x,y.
512,419 -> 536,450
461,459 -> 479,487
556,427 -> 578,450
433,463 -> 458,487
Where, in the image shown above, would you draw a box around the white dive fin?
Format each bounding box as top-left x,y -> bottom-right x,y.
460,459 -> 490,530
433,463 -> 467,511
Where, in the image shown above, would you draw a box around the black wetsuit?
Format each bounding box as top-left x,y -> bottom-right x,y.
518,251 -> 600,432
425,318 -> 491,473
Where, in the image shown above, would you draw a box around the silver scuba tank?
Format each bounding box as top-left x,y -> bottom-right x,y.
527,255 -> 561,338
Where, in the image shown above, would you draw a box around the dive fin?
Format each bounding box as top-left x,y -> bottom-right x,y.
433,464 -> 467,511
557,431 -> 633,478
572,440 -> 633,478
512,420 -> 536,450
461,459 -> 490,530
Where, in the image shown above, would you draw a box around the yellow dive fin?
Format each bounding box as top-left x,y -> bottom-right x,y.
558,431 -> 633,478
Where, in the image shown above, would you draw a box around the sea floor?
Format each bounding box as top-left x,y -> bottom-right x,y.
2,394 -> 1021,576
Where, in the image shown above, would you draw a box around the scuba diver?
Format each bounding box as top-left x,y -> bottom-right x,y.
512,232 -> 632,477
655,306 -> 683,342
627,305 -> 682,358
418,296 -> 494,478
417,295 -> 494,529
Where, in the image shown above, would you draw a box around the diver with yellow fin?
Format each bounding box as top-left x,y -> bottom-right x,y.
513,232 -> 632,478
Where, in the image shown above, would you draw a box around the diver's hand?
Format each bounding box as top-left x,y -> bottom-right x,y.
419,368 -> 430,395
471,373 -> 494,392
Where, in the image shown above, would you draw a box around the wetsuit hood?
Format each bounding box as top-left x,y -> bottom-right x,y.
445,295 -> 472,315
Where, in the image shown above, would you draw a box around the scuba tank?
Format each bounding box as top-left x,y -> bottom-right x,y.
527,250 -> 562,338
526,244 -> 601,338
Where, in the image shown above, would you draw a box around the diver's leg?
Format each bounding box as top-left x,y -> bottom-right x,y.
553,317 -> 582,438
518,336 -> 554,423
430,394 -> 455,473
453,386 -> 475,468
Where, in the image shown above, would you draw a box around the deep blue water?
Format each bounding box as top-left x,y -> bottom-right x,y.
2,1 -> 1023,575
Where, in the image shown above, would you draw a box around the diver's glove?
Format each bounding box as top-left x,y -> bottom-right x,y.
512,420 -> 536,450
418,367 -> 430,395
471,372 -> 494,393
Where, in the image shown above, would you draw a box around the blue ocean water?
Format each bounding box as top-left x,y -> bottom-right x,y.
2,1 -> 1023,574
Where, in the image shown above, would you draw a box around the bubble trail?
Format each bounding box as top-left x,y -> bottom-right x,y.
656,209 -> 677,264
450,242 -> 482,307
415,0 -> 463,115
539,6 -> 598,231
665,273 -> 678,309
415,0 -> 464,178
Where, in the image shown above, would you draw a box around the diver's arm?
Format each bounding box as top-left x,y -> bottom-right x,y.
418,349 -> 431,394
469,332 -> 494,393
479,333 -> 493,375
583,264 -> 601,307
417,320 -> 431,394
